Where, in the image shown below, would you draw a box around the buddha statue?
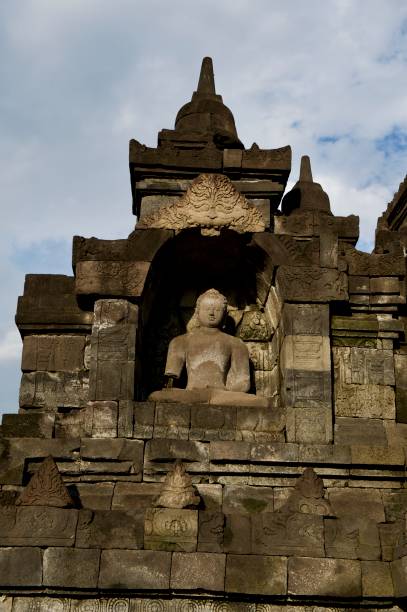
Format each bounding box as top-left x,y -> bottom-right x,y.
149,289 -> 270,407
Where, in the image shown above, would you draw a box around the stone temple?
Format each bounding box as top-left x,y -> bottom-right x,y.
1,57 -> 407,610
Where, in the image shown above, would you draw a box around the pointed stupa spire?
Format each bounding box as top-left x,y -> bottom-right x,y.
164,56 -> 243,150
299,155 -> 313,182
197,57 -> 216,96
281,154 -> 332,215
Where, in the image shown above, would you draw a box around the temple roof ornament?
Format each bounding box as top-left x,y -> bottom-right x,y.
16,455 -> 74,508
281,154 -> 332,215
154,460 -> 200,509
137,172 -> 265,236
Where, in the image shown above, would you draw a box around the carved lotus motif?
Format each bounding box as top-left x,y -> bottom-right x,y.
154,460 -> 200,509
138,173 -> 265,236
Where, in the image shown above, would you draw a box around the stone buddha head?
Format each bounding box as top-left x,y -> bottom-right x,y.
194,288 -> 227,329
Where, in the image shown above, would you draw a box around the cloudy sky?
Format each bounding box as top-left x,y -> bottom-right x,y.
1,0 -> 407,413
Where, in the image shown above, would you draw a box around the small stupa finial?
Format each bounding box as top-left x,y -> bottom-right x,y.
197,57 -> 216,96
299,155 -> 313,182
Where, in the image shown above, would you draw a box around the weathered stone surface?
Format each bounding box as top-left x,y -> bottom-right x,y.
350,444 -> 405,466
190,404 -> 236,441
144,507 -> 198,552
335,383 -> 395,419
21,335 -> 86,372
1,413 -> 54,438
81,438 -> 143,467
328,488 -> 385,522
223,485 -> 273,514
283,303 -> 329,336
144,440 -> 209,475
282,370 -> 332,410
252,512 -> 325,557
133,402 -> 155,438
250,442 -> 298,463
226,554 -> 287,595
392,556 -> 407,597
325,517 -> 381,560
89,299 -> 138,402
277,266 -> 347,301
361,560 -> 394,596
333,346 -> 395,385
0,506 -> 77,547
334,417 -> 387,446
0,547 -> 42,586
286,406 -> 332,443
89,401 -> 118,437
75,260 -> 150,296
288,557 -> 361,596
170,552 -> 226,591
19,371 -> 89,410
118,400 -> 134,437
99,550 -> 171,589
76,482 -> 114,510
223,513 -> 251,554
237,310 -> 273,341
236,405 -> 285,442
54,406 -> 92,438
281,335 -> 331,372
382,491 -> 407,522
155,403 -> 190,439
198,510 -> 224,552
395,353 -> 407,423
76,509 -> 144,548
112,482 -> 161,511
43,548 -> 100,588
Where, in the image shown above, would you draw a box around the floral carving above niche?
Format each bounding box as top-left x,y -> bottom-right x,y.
137,173 -> 266,236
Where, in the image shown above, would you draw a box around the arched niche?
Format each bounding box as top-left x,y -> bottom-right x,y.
138,228 -> 282,400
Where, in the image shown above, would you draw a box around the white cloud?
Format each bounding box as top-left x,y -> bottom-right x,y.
0,328 -> 21,362
1,0 -> 407,408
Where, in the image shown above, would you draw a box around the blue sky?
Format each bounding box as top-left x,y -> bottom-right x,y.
1,0 -> 407,413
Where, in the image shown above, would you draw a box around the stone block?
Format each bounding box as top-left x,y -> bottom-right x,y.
328,488 -> 385,522
281,335 -> 331,371
0,506 -> 78,546
250,442 -> 298,462
75,260 -> 150,297
99,550 -> 171,590
282,370 -> 332,409
288,557 -> 361,597
361,560 -> 394,597
325,517 -> 381,560
382,491 -> 407,522
145,440 -> 209,475
118,400 -> 134,437
335,383 -> 395,419
1,413 -> 54,438
19,371 -> 89,411
283,303 -> 329,336
76,509 -> 144,548
81,438 -> 143,466
252,512 -> 324,557
154,403 -> 190,439
349,276 -> 370,294
198,511 -> 224,552
371,277 -> 400,293
54,406 -> 92,438
350,445 -> 404,467
276,266 -> 347,302
226,554 -> 287,595
379,522 -> 402,561
246,341 -> 278,371
334,417 -> 387,446
286,406 -> 332,444
237,310 -> 273,341
392,556 -> 407,597
320,231 -> 338,268
223,514 -> 251,554
190,404 -> 236,441
223,485 -> 273,514
134,402 -> 155,438
298,444 -> 350,464
89,300 -> 138,402
43,547 -> 100,588
144,507 -> 198,552
0,547 -> 42,587
89,401 -> 118,437
170,552 -> 226,591
21,334 -> 85,372
112,482 -> 161,511
195,484 -> 222,510
333,346 -> 395,386
76,482 -> 114,510
395,354 -> 407,423
236,405 -> 285,442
